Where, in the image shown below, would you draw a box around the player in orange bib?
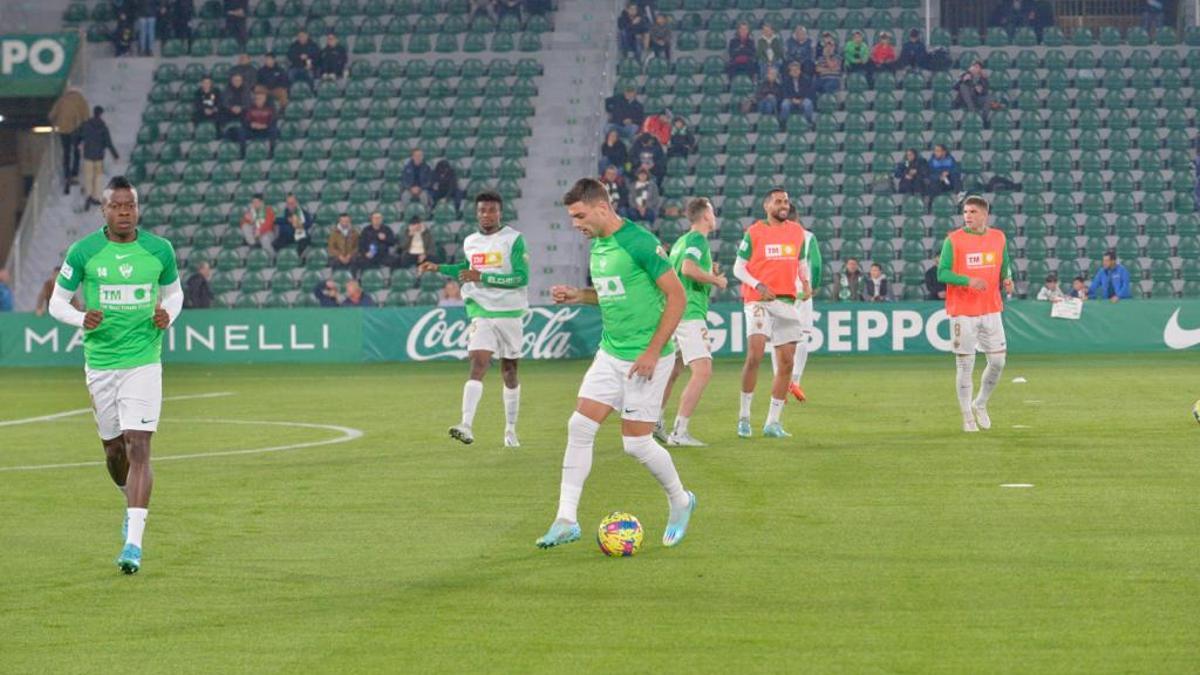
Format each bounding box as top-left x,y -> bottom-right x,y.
937,195 -> 1014,432
732,188 -> 812,438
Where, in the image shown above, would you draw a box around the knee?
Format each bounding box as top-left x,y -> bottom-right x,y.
690,359 -> 713,380
621,434 -> 659,462
122,432 -> 151,462
986,352 -> 1007,369
567,411 -> 600,443
102,437 -> 125,460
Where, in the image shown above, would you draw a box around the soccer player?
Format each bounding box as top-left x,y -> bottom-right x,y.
733,188 -> 811,438
769,204 -> 822,402
536,178 -> 696,549
419,190 -> 529,447
47,176 -> 182,574
656,197 -> 727,447
937,195 -> 1014,432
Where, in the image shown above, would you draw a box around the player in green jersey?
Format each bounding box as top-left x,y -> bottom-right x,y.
536,178 -> 697,550
656,197 -> 727,447
49,176 -> 182,574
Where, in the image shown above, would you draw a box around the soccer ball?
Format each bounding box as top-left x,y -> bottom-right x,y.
597,511 -> 643,557
1193,400 -> 1200,425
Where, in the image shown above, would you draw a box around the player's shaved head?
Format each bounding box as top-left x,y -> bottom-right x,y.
476,189 -> 503,234
564,178 -> 620,238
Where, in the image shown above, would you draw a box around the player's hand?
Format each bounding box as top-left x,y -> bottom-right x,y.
551,285 -> 581,304
800,277 -> 813,300
458,268 -> 482,283
153,306 -> 170,329
968,278 -> 987,291
756,283 -> 776,301
417,261 -> 439,273
627,350 -> 658,381
83,310 -> 104,329
1003,278 -> 1014,295
712,272 -> 727,290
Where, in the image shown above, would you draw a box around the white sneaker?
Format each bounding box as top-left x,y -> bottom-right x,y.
449,424 -> 474,445
652,420 -> 669,444
504,430 -> 520,448
667,432 -> 706,447
963,419 -> 979,433
971,402 -> 991,430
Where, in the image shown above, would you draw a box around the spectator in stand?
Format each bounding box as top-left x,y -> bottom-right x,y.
599,164 -> 628,214
328,213 -> 359,272
154,0 -> 170,51
341,280 -> 374,307
113,10 -> 135,56
239,90 -> 279,158
894,148 -> 928,195
660,198 -> 683,219
727,22 -> 757,81
48,86 -> 88,194
318,33 -> 348,80
257,53 -> 290,111
170,0 -> 193,49
779,60 -> 815,131
627,167 -> 662,224
604,85 -> 645,141
649,12 -> 672,62
495,0 -> 522,22
1036,273 -> 1065,302
924,264 -> 946,300
136,0 -> 159,56
397,217 -> 436,269
926,144 -> 960,197
785,26 -> 814,70
0,269 -> 12,312
1088,251 -> 1133,302
957,61 -> 992,125
220,72 -> 251,133
864,263 -> 890,302
400,147 -> 434,208
745,65 -> 781,116
833,258 -> 864,302
184,261 -> 214,309
223,0 -> 248,46
617,2 -> 649,61
230,52 -> 257,90
899,28 -> 927,71
431,159 -> 464,210
814,35 -> 842,94
870,31 -> 898,75
438,279 -> 465,307
667,116 -> 696,160
843,30 -> 870,81
315,278 -> 341,306
599,129 -> 628,175
641,108 -> 671,146
192,76 -> 221,131
815,31 -> 838,58
287,29 -> 319,93
276,192 -> 312,255
357,211 -> 396,270
630,131 -> 666,186
1141,0 -> 1165,38
1070,276 -> 1090,300
756,22 -> 784,80
79,106 -> 119,210
240,193 -> 276,254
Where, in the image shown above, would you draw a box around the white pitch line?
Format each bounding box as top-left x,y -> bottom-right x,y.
1000,483 -> 1035,488
0,418 -> 364,473
1012,424 -> 1032,429
0,392 -> 235,428
1023,400 -> 1043,405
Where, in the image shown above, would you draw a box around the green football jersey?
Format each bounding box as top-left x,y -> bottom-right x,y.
668,230 -> 713,321
57,227 -> 179,370
590,220 -> 675,361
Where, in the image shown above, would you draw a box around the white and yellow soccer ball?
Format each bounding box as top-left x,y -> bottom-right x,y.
1193,399 -> 1200,425
597,511 -> 643,557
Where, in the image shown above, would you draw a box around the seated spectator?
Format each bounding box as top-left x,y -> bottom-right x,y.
617,2 -> 649,60
397,217 -> 437,268
744,65 -> 781,116
815,31 -> 838,59
239,193 -> 275,254
604,86 -> 645,141
599,165 -> 628,214
756,22 -> 784,80
315,278 -> 341,306
431,159 -> 464,210
220,72 -> 251,132
1141,0 -> 1165,38
814,36 -> 842,94
0,269 -> 12,311
833,259 -> 864,302
599,129 -> 629,175
1088,251 -> 1133,302
400,147 -> 434,208
287,29 -> 319,92
239,90 -> 278,158
641,109 -> 671,146
864,263 -> 890,301
894,148 -> 928,195
327,213 -> 359,271
785,25 -> 814,69
843,30 -> 870,80
184,261 -> 214,309
341,279 -> 375,307
256,53 -> 290,110
956,61 -> 992,125
357,211 -> 396,270
318,32 -> 348,80
870,31 -> 898,74
924,264 -> 946,300
666,116 -> 696,160
1036,273 -> 1065,301
899,28 -> 927,71
438,279 -> 465,307
630,132 -> 666,185
230,52 -> 257,90
649,13 -> 672,62
1070,276 -> 1090,300
626,167 -> 661,224
779,61 -> 815,130
192,76 -> 221,129
727,22 -> 757,81
926,144 -> 960,196
276,192 -> 312,254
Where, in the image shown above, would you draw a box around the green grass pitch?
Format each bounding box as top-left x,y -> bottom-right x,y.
2,354 -> 1198,673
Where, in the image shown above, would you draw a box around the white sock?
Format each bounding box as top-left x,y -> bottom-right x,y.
766,397 -> 786,425
673,415 -> 689,435
792,340 -> 809,385
739,392 -> 753,418
502,385 -> 520,432
461,380 -> 483,428
974,353 -> 1006,407
622,435 -> 689,510
125,507 -> 147,547
555,412 -> 599,523
955,354 -> 975,418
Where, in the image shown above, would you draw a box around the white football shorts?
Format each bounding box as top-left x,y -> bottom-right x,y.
744,300 -> 805,345
467,316 -> 524,360
673,319 -> 712,365
85,362 -> 163,439
577,349 -> 676,422
950,312 -> 1007,355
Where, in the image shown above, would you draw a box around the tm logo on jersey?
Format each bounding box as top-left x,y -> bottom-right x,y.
470,251 -> 503,268
965,252 -> 997,268
100,284 -> 153,306
764,244 -> 797,258
593,276 -> 627,299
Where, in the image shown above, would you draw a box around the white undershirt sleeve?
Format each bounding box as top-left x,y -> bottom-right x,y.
48,283 -> 86,328
160,279 -> 183,325
733,256 -> 761,290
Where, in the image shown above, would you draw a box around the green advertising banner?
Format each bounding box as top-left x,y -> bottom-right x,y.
0,33 -> 80,97
2,300 -> 1198,367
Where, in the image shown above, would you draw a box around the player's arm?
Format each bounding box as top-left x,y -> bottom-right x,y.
1000,244 -> 1015,294
420,260 -> 467,276
155,279 -> 184,329
480,235 -> 530,288
49,283 -> 89,328
806,236 -> 823,291
680,258 -> 722,286
733,232 -> 775,300
50,247 -> 102,329
936,238 -> 984,290
551,285 -> 598,305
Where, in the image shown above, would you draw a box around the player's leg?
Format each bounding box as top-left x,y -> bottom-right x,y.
739,333 -> 767,437
115,364 -> 162,573
102,436 -> 128,492
789,299 -> 812,402
656,353 -> 685,442
670,357 -> 711,446
951,316 -> 980,432
971,313 -> 1008,430
500,357 -> 521,447
450,350 -> 491,445
87,367 -> 128,540
764,341 -> 796,437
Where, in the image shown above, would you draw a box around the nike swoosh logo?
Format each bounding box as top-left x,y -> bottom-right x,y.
1163,308 -> 1200,350
140,418 -> 156,424
115,254 -> 133,259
